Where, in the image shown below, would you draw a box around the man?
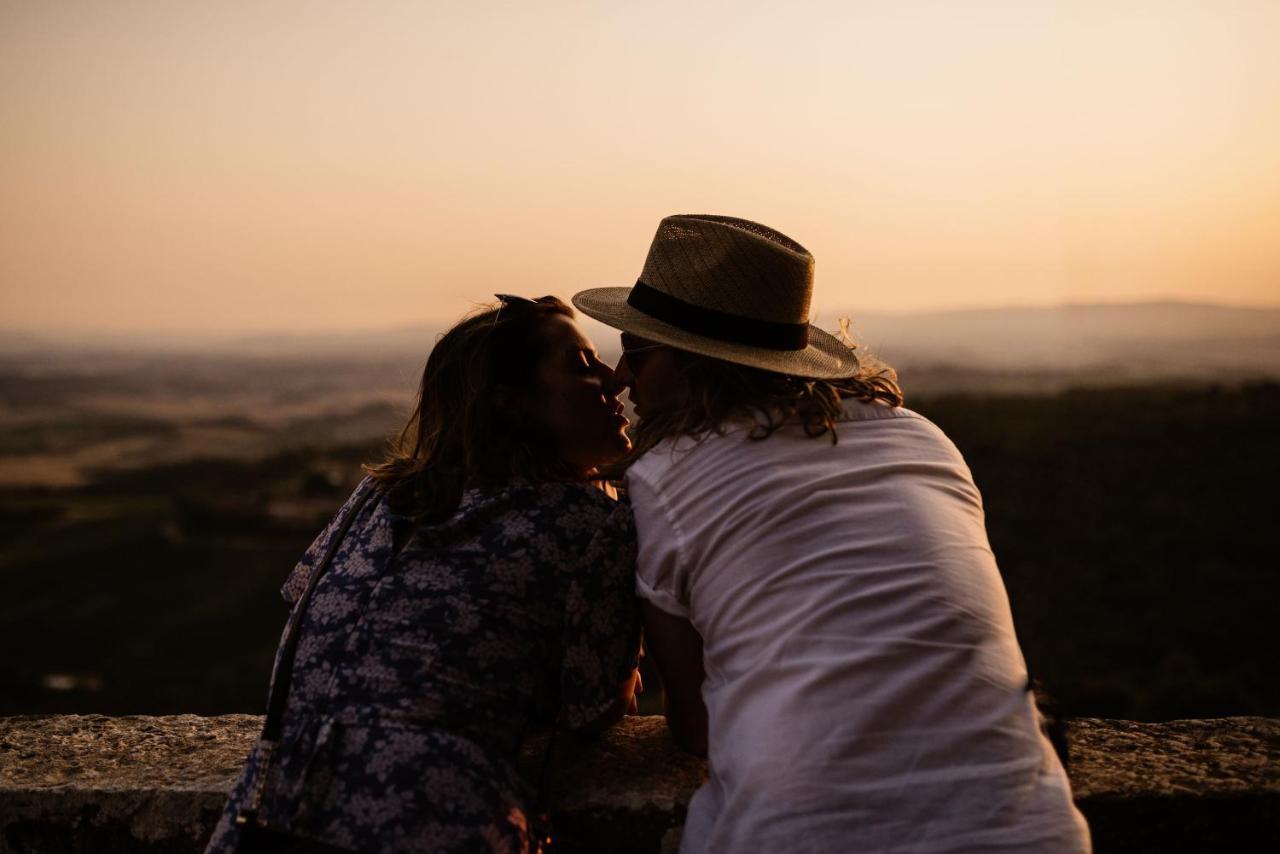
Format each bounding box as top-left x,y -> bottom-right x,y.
573,215 -> 1090,853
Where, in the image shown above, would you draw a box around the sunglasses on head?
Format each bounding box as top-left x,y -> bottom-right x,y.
491,294 -> 555,327
495,293 -> 541,307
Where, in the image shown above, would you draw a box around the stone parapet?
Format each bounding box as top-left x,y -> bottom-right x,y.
1,714 -> 1276,853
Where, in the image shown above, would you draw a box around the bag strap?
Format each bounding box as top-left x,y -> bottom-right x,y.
263,484 -> 374,742
238,484 -> 375,826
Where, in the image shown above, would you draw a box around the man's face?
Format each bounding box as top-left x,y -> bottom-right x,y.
614,332 -> 689,419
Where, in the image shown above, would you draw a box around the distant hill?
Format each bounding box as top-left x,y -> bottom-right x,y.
8,301 -> 1279,387
834,301 -> 1280,382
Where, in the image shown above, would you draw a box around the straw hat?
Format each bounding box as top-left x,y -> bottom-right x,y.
573,214 -> 858,379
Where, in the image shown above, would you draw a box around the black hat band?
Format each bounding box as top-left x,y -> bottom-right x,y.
626,280 -> 809,351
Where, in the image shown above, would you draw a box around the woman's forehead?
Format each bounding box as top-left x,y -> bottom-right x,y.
542,313 -> 593,351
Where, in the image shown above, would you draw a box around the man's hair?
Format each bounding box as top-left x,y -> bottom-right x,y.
365,295 -> 579,523
620,338 -> 903,466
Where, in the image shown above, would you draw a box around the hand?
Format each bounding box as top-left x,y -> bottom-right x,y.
590,479 -> 620,500
623,667 -> 643,715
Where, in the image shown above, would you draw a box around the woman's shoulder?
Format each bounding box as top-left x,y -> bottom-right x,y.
539,482 -> 635,549
560,480 -> 629,509
500,478 -> 622,508
467,479 -> 632,536
280,476 -> 384,604
540,481 -> 631,529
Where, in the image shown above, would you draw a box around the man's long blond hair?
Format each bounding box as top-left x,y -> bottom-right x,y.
615,334 -> 903,469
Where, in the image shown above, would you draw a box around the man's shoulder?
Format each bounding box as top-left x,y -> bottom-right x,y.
834,397 -> 925,425
626,429 -> 742,486
627,402 -> 948,482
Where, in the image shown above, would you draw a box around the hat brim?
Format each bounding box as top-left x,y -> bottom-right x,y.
573,287 -> 859,380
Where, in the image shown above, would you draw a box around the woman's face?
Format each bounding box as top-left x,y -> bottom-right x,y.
526,314 -> 631,474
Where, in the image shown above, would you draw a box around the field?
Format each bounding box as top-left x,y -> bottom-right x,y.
0,351 -> 1275,721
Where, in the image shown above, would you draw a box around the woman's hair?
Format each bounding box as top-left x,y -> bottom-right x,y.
621,335 -> 903,465
365,295 -> 577,523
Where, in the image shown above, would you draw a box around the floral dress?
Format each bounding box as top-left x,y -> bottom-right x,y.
205,478 -> 641,854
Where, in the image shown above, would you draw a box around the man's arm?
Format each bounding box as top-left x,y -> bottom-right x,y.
641,600 -> 708,756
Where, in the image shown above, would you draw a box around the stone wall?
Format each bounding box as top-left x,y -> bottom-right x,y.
1,715 -> 1276,853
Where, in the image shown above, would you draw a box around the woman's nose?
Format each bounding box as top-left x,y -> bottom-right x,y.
612,355 -> 634,390
600,361 -> 626,396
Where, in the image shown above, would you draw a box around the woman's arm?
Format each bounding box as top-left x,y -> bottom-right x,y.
640,600 -> 708,756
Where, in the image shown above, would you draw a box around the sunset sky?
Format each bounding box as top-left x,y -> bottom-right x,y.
2,0 -> 1278,339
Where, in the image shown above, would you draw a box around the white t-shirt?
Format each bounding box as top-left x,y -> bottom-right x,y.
627,399 -> 1091,854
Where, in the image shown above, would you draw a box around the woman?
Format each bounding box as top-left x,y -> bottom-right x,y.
206,295 -> 642,854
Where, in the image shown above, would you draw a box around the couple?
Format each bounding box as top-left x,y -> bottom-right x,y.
207,215 -> 1090,853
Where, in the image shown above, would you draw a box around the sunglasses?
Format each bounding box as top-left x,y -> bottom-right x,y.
495,293 -> 541,307
491,293 -> 554,328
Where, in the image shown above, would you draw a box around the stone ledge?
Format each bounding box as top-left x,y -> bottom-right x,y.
1,715 -> 1276,853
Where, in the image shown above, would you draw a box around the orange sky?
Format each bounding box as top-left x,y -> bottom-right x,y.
2,0 -> 1277,338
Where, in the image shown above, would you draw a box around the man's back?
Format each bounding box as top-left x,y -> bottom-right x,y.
627,399 -> 1090,853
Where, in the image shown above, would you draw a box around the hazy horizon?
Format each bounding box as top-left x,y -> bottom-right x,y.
3,1 -> 1278,337
1,297 -> 1276,350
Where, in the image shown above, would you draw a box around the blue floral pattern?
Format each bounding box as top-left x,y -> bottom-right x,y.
206,478 -> 640,853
